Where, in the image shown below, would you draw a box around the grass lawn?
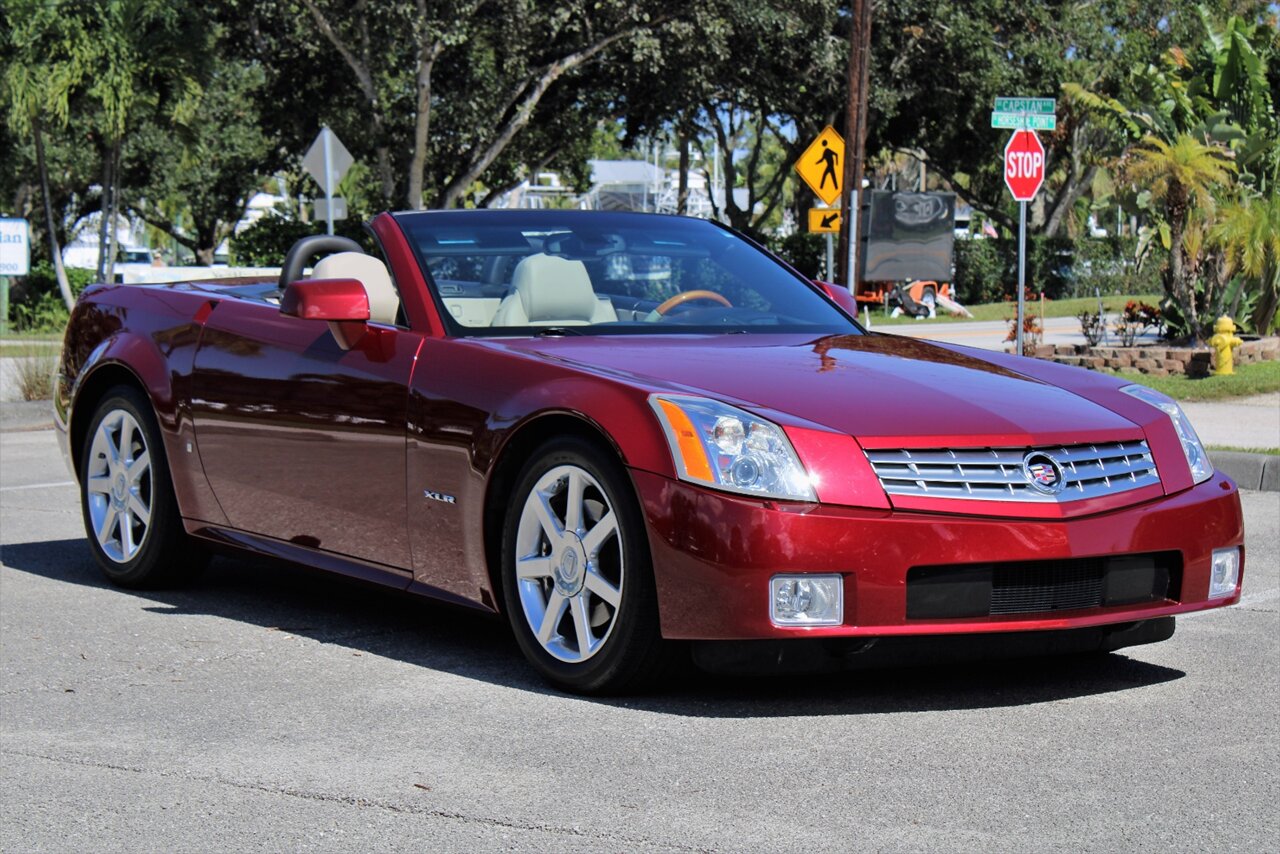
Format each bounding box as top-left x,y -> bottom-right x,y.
1111,359 -> 1280,401
0,342 -> 61,357
1207,445 -> 1280,456
872,294 -> 1160,326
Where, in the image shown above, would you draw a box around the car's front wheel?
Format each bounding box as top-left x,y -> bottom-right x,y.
501,437 -> 669,694
80,386 -> 205,588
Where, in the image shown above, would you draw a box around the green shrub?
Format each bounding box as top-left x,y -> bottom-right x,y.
1065,236 -> 1163,300
953,238 -> 1006,305
768,232 -> 826,279
9,290 -> 69,333
230,215 -> 373,267
4,262 -> 94,332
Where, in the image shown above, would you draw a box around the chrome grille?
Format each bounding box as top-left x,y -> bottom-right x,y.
865,440 -> 1160,503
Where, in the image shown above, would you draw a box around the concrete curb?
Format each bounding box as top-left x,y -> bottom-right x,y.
1208,450 -> 1280,493
0,399 -> 54,432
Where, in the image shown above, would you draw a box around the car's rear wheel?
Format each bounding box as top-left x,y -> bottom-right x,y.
80,386 -> 205,588
501,437 -> 668,694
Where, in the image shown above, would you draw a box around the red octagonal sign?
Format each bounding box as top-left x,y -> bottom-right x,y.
1004,130 -> 1045,201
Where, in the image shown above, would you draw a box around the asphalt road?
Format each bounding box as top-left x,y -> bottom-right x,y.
2,426 -> 1277,852
885,315 -> 1161,352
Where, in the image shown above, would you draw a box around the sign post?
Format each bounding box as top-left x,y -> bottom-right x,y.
1003,129 -> 1046,355
807,208 -> 842,282
0,218 -> 32,335
302,127 -> 354,236
795,126 -> 847,286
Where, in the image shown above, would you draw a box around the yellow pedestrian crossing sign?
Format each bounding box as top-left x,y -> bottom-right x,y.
794,126 -> 846,206
808,208 -> 841,233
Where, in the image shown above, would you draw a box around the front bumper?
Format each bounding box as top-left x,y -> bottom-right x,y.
633,469 -> 1244,640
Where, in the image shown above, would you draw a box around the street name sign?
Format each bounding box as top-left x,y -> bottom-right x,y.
794,125 -> 846,207
1004,130 -> 1046,202
0,218 -> 31,276
808,208 -> 842,234
994,97 -> 1055,114
990,112 -> 1057,131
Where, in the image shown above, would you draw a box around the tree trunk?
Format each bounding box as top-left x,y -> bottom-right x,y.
104,142 -> 121,286
95,144 -> 113,282
677,133 -> 690,215
33,121 -> 76,311
407,41 -> 441,211
1167,200 -> 1200,343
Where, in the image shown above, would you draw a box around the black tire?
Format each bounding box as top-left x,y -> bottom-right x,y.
501,437 -> 670,695
79,386 -> 206,588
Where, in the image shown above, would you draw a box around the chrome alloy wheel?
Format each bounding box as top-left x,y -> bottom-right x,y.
85,409 -> 152,563
514,464 -> 624,663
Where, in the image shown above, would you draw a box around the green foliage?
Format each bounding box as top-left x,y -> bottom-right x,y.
1212,193 -> 1280,333
768,232 -> 826,280
229,216 -> 373,267
125,59 -> 276,264
5,261 -> 96,332
18,261 -> 96,299
9,290 -> 69,333
953,239 -> 1006,305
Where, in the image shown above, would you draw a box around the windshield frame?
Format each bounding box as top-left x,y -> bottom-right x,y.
392,210 -> 864,339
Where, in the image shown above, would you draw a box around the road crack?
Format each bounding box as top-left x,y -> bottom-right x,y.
0,747 -> 714,852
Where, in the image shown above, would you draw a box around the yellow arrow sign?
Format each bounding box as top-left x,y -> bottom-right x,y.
794,125 -> 846,206
808,208 -> 842,233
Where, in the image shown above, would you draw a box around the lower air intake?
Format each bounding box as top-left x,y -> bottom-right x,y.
906,552 -> 1181,620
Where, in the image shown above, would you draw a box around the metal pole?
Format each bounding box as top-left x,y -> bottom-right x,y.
322,127 -> 335,236
847,189 -> 860,295
825,233 -> 834,282
839,0 -> 872,287
1016,200 -> 1027,355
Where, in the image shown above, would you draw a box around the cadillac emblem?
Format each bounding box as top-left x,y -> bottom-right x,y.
1022,451 -> 1066,495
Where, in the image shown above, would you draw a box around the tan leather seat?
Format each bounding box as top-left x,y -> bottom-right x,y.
312,252 -> 400,325
491,253 -> 617,326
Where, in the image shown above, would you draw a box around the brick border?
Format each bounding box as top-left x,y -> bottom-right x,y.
1021,336 -> 1279,377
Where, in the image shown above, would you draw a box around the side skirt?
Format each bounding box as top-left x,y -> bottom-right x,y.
185,521 -> 494,614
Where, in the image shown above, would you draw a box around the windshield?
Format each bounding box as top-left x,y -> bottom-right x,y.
396,211 -> 859,337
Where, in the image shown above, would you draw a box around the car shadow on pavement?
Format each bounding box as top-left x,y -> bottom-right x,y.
3,537 -> 1186,717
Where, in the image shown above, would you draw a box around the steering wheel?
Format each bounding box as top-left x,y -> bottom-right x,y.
653,289 -> 733,316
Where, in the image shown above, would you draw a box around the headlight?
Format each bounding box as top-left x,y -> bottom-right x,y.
1121,384 -> 1213,484
649,394 -> 816,501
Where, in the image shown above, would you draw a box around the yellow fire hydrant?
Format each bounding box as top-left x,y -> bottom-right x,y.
1208,316 -> 1243,376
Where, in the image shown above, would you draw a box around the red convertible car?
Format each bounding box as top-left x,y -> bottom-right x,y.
55,211 -> 1244,693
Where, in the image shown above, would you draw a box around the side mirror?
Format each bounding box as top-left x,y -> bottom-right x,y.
280,278 -> 370,350
815,280 -> 861,318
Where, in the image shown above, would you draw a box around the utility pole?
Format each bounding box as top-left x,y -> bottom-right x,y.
837,0 -> 873,292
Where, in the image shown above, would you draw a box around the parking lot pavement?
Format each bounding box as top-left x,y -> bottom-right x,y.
2,426 -> 1277,853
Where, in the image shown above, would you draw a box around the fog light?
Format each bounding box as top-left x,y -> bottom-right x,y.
770,574 -> 843,626
1209,548 -> 1241,599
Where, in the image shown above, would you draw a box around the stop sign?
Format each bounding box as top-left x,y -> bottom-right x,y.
1004,130 -> 1045,201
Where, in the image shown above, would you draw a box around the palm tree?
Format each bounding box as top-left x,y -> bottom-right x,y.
1214,193 -> 1280,334
2,4 -> 90,311
1124,134 -> 1236,342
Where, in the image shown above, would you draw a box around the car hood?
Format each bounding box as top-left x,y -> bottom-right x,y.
483,333 -> 1141,447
